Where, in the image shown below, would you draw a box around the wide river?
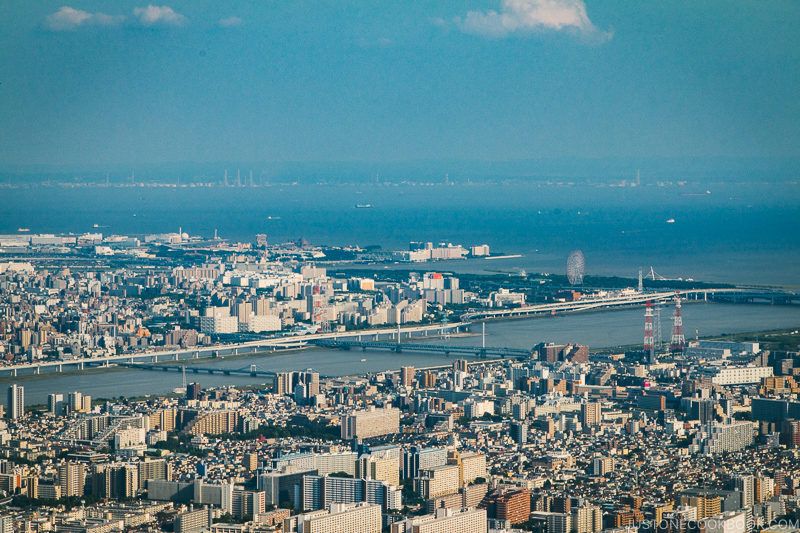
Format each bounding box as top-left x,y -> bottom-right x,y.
4,302 -> 800,405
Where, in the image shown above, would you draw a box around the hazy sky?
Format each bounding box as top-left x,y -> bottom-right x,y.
1,1 -> 798,168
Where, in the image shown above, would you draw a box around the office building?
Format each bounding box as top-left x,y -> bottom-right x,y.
187,382 -> 202,401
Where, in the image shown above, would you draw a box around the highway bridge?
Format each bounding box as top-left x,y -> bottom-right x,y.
310,338 -> 533,359
118,362 -> 276,378
0,322 -> 469,377
461,287 -> 798,321
1,286 -> 794,378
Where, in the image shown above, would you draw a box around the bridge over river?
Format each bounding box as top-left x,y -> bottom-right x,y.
309,338 -> 533,359
0,286 -> 795,378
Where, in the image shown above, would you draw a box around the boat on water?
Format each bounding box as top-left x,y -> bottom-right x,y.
17,227 -> 30,232
266,215 -> 282,220
360,358 -> 367,362
666,218 -> 676,224
355,204 -> 373,209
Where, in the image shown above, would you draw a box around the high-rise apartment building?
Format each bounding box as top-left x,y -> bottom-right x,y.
733,474 -> 754,509
572,505 -> 603,533
58,462 -> 86,498
415,464 -> 460,500
292,502 -> 381,533
400,366 -> 416,388
340,407 -> 400,440
391,507 -> 487,533
403,447 -> 448,480
487,489 -> 531,525
6,385 -> 23,420
302,475 -> 402,512
580,402 -> 602,429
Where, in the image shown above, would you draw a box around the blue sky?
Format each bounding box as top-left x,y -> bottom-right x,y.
0,1 -> 798,169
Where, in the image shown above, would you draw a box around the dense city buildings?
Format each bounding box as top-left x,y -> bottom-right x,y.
0,232 -> 798,533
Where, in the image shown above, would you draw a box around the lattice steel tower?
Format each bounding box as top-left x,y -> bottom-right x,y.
670,293 -> 686,352
643,300 -> 655,361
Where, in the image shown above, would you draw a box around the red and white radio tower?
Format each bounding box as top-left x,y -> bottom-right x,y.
670,293 -> 686,352
643,300 -> 655,359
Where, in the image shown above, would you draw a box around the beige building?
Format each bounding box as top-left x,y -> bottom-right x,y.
340,407 -> 400,440
580,402 -> 602,428
138,458 -> 170,490
400,367 -> 416,388
183,410 -> 239,436
175,507 -> 213,533
416,464 -> 460,500
360,451 -> 401,488
450,451 -> 487,486
148,408 -> 177,432
58,462 -> 86,497
391,507 -> 487,533
292,502 -> 381,533
572,505 -> 603,533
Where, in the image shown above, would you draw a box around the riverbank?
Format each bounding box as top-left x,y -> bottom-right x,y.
4,302 -> 799,405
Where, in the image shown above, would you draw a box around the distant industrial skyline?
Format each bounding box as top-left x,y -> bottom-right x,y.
1,1 -> 799,168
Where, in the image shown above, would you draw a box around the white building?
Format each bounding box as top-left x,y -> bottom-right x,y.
697,421 -> 753,454
701,366 -> 773,385
700,511 -> 749,533
7,384 -> 24,420
490,288 -> 525,307
240,315 -> 282,333
199,307 -> 239,334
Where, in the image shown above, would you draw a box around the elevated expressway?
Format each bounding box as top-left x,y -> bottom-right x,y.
461,287 -> 796,321
0,322 -> 469,377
